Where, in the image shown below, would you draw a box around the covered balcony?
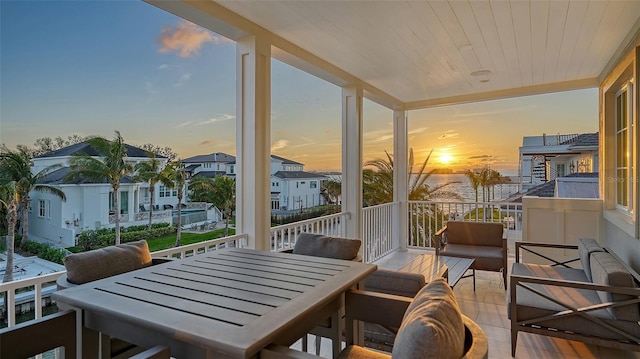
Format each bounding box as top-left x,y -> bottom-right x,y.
2,1 -> 640,358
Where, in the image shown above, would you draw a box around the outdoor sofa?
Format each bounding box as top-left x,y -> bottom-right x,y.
509,238 -> 640,356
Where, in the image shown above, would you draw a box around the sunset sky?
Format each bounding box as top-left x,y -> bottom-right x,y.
0,1 -> 599,176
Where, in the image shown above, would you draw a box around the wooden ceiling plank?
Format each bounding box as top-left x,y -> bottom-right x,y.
554,0 -> 589,81
530,0 -> 549,85
491,0 -> 522,87
583,1 -> 640,79
510,0 -> 533,86
469,0 -> 511,90
565,0 -> 607,80
543,0 -> 568,83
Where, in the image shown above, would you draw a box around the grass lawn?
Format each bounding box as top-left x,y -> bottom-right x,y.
147,228 -> 236,252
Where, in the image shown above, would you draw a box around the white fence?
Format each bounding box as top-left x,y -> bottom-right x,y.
269,212 -> 348,252
408,200 -> 522,248
362,202 -> 395,263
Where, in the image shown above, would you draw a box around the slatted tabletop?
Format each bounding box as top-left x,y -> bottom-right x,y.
53,248 -> 376,358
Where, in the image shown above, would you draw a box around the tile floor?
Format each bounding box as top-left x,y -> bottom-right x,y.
294,249 -> 640,359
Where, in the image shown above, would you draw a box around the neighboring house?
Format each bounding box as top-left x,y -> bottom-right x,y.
182,153 -> 327,212
181,152 -> 237,178
519,132 -> 599,191
29,142 -> 218,247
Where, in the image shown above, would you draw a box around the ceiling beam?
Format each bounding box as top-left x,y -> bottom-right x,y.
404,78 -> 599,110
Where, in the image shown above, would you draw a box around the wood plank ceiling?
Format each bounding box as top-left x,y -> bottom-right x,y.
165,0 -> 640,109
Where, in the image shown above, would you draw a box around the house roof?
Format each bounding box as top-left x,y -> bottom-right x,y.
192,171 -> 228,179
508,172 -> 599,203
273,171 -> 327,179
39,167 -> 136,185
566,132 -> 599,148
146,1 -> 640,109
35,142 -> 158,159
271,155 -> 302,166
182,152 -> 236,163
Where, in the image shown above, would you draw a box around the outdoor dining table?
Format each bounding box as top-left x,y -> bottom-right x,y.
52,247 -> 377,358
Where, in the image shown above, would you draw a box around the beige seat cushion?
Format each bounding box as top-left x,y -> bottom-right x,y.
392,278 -> 465,359
63,240 -> 153,284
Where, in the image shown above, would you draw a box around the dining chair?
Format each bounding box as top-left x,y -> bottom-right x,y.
284,232 -> 362,357
56,240 -> 172,358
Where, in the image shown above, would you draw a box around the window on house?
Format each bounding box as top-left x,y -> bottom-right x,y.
159,185 -> 173,198
310,181 -> 317,188
230,166 -> 235,174
38,199 -> 48,218
556,164 -> 566,178
616,84 -> 633,212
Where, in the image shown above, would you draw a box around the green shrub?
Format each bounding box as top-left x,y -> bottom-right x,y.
20,240 -> 66,265
77,223 -> 174,250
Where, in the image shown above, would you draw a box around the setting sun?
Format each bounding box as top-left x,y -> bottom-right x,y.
439,153 -> 454,165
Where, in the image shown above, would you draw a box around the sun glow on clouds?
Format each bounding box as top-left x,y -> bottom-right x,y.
271,139 -> 288,152
158,20 -> 231,58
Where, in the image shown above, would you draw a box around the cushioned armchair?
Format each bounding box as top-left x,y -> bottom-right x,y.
56,240 -> 172,358
360,269 -> 426,351
436,221 -> 507,290
283,232 -> 362,356
261,278 -> 488,359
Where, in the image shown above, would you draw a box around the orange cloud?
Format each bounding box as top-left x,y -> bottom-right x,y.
158,21 -> 229,58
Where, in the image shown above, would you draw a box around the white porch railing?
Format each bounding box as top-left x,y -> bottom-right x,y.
408,200 -> 522,249
0,272 -> 64,328
362,202 -> 395,263
269,212 -> 348,252
152,233 -> 249,259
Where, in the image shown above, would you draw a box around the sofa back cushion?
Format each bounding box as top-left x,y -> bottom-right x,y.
63,240 -> 153,285
590,251 -> 639,321
392,278 -> 465,359
578,238 -> 604,281
445,221 -> 504,247
292,233 -> 361,260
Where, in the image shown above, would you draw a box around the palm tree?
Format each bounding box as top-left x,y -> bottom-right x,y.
168,162 -> 188,247
188,176 -> 216,203
1,182 -> 18,283
135,153 -> 173,230
320,178 -> 341,205
65,131 -> 133,245
464,168 -> 483,203
363,148 -> 460,206
211,176 -> 235,237
0,147 -> 66,246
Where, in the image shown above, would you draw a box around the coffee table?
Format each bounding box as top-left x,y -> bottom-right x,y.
399,252 -> 475,287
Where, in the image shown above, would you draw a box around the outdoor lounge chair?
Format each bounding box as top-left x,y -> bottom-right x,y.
436,221 -> 507,290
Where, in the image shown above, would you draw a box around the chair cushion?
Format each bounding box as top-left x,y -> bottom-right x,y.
292,233 -> 361,260
392,278 -> 465,359
445,221 -> 504,247
577,238 -> 604,281
364,269 -> 425,297
441,244 -> 504,271
590,251 -> 639,321
63,240 -> 153,284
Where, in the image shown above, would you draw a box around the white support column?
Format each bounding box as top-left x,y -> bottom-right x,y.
236,36 -> 271,251
393,110 -> 408,251
341,86 -> 363,239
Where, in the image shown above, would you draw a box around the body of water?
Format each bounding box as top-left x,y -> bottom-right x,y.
326,173 -> 521,202
426,174 -> 521,202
